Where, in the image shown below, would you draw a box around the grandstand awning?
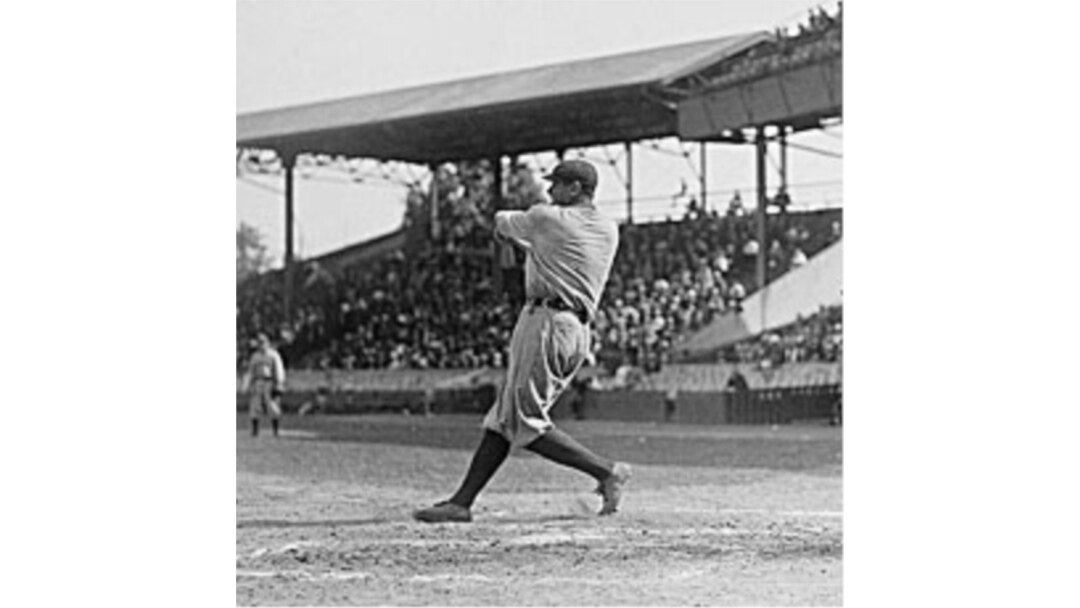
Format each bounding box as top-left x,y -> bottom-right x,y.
236,32 -> 770,164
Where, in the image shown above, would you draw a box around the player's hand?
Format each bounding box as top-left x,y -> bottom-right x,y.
272,386 -> 284,399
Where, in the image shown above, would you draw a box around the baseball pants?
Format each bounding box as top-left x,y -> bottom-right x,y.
482,304 -> 588,448
249,379 -> 282,418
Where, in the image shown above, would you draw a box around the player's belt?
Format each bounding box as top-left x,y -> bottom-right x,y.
531,297 -> 588,323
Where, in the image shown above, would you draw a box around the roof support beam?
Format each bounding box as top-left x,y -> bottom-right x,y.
755,127 -> 767,292
429,164 -> 439,240
282,152 -> 297,324
699,142 -> 708,213
779,125 -> 788,192
625,142 -> 634,224
491,155 -> 506,296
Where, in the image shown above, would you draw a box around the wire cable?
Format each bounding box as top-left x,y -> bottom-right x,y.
784,141 -> 842,159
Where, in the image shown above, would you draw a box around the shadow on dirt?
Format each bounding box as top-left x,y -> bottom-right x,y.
247,415 -> 842,472
237,517 -> 394,529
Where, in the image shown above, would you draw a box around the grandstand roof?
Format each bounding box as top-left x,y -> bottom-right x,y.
236,32 -> 769,164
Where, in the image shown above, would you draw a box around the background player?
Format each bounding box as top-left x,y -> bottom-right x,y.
413,160 -> 631,523
242,333 -> 286,437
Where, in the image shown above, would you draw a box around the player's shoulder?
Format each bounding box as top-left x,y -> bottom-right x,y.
525,203 -> 558,219
581,205 -> 618,233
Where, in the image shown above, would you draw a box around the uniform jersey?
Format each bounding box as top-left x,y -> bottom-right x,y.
246,347 -> 285,419
246,348 -> 286,385
484,203 -> 619,448
494,203 -> 619,319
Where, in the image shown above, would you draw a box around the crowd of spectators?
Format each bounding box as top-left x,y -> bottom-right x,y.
702,3 -> 842,90
238,160 -> 536,371
718,304 -> 842,368
593,194 -> 840,371
236,163 -> 842,373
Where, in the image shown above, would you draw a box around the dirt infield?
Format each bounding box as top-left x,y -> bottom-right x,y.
236,414 -> 842,605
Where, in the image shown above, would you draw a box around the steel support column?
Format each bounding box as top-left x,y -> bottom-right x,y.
429,163 -> 439,239
755,128 -> 768,290
779,126 -> 788,192
625,142 -> 634,224
492,155 -> 503,210
282,152 -> 296,324
699,142 -> 708,212
492,155 -> 504,292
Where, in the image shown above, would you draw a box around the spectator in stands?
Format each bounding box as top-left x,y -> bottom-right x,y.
768,240 -> 786,273
664,387 -> 678,422
726,368 -> 750,393
727,281 -> 746,313
790,247 -> 808,268
727,191 -> 745,218
742,238 -> 759,259
772,189 -> 791,227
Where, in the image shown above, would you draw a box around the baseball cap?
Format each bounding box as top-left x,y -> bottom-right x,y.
543,160 -> 598,194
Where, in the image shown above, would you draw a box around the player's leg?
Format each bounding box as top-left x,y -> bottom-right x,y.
269,396 -> 281,437
249,388 -> 261,436
413,431 -> 510,523
525,311 -> 631,514
414,313 -> 533,524
447,430 -> 511,507
524,427 -> 612,481
527,428 -> 631,515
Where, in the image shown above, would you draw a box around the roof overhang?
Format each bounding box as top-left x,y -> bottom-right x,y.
237,32 -> 771,164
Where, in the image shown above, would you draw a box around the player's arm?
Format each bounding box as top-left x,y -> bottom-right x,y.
494,208 -> 537,250
272,352 -> 286,394
240,356 -> 255,392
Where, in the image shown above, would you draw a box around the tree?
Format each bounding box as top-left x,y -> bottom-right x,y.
237,222 -> 272,284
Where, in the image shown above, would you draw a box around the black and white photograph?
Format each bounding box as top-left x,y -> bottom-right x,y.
9,2 -> 1080,607
235,1 -> 843,604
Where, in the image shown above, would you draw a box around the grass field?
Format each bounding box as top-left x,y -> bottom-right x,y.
236,413 -> 843,606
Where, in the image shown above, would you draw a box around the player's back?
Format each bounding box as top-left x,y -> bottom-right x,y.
524,204 -> 618,316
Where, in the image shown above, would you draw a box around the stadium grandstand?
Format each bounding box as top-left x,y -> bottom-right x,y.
237,5 -> 842,422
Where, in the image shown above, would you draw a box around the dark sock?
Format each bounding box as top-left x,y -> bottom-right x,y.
251,419 -> 259,436
448,430 -> 511,509
525,427 -> 613,482
272,418 -> 280,436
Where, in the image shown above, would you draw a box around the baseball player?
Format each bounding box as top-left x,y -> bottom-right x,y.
413,160 -> 631,523
242,333 -> 286,437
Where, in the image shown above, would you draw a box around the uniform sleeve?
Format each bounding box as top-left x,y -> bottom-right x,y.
273,352 -> 286,386
495,205 -> 552,247
494,210 -> 531,241
241,357 -> 254,391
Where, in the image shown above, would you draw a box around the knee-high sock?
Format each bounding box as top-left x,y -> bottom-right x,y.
525,427 -> 613,482
251,419 -> 259,436
448,430 -> 511,508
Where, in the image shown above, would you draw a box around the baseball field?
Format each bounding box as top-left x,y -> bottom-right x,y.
236,413 -> 843,606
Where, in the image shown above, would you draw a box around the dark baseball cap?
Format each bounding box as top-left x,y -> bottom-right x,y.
543,160 -> 598,194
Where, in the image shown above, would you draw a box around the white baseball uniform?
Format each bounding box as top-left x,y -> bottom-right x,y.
482,203 -> 618,448
245,347 -> 286,418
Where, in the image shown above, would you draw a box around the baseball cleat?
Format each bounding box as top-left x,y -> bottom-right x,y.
596,462 -> 632,515
412,501 -> 472,523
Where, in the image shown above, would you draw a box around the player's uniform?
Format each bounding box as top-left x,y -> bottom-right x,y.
246,347 -> 285,419
482,203 -> 618,448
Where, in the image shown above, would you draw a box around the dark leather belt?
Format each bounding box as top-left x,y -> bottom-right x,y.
531,297 -> 588,323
